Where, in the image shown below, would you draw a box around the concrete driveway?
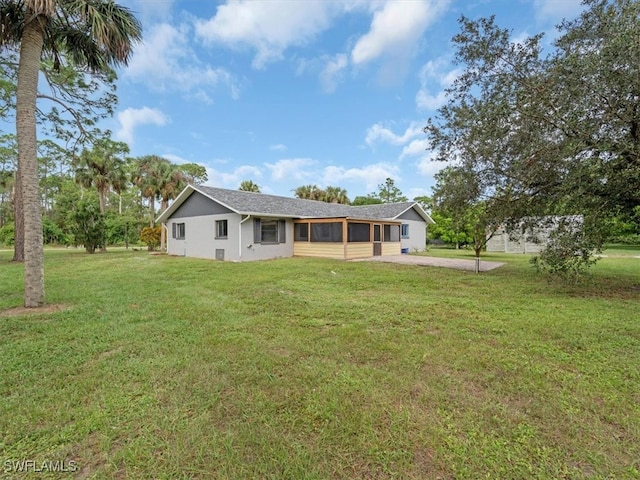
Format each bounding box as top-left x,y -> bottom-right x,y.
352,254 -> 505,272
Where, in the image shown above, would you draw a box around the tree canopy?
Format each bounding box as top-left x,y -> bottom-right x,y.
293,184 -> 350,204
1,0 -> 142,306
239,180 -> 260,192
425,0 -> 639,272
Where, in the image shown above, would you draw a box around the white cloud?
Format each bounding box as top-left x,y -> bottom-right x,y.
161,153 -> 190,164
266,158 -> 317,181
351,0 -> 449,66
125,22 -> 238,101
400,138 -> 430,159
195,1 -> 342,69
415,58 -> 461,111
416,149 -> 447,177
319,53 -> 349,93
323,162 -> 399,192
115,107 -> 168,145
365,122 -> 423,147
203,164 -> 264,189
269,144 -> 287,152
533,0 -> 584,23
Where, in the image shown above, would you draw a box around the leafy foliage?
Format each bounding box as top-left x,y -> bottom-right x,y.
140,226 -> 161,251
0,221 -> 14,245
351,195 -> 383,206
66,195 -> 105,254
179,163 -> 207,186
531,219 -> 600,281
239,180 -> 261,192
42,216 -> 66,244
425,0 -> 640,274
293,184 -> 350,204
374,178 -> 407,203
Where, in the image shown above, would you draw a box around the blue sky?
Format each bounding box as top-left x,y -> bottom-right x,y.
110,0 -> 585,201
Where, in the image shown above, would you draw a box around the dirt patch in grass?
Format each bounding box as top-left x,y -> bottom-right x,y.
0,303 -> 70,318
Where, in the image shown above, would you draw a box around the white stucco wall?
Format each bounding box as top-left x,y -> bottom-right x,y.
401,220 -> 427,252
167,215 -> 294,261
238,217 -> 294,261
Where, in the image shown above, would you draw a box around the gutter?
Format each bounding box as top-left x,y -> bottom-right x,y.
239,214 -> 252,259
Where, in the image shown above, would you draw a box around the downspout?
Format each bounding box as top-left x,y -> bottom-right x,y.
239,214 -> 252,259
162,223 -> 167,252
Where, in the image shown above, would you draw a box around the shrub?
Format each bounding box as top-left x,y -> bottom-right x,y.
0,222 -> 15,246
140,226 -> 161,251
531,219 -> 600,281
67,197 -> 105,254
42,217 -> 67,245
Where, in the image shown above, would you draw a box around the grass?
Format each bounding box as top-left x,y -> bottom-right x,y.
1,249 -> 639,479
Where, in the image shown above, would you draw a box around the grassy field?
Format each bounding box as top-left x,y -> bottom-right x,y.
0,248 -> 639,479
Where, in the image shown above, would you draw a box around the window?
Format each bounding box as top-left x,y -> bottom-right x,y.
401,224 -> 409,238
294,223 -> 309,241
347,223 -> 370,242
311,222 -> 342,242
253,219 -> 287,244
173,222 -> 185,239
261,220 -> 278,243
215,219 -> 228,239
383,224 -> 400,242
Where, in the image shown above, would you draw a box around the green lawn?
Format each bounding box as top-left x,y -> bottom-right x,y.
1,249 -> 639,479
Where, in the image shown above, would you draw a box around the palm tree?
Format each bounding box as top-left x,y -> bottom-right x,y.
294,184 -> 323,201
131,155 -> 162,228
156,160 -> 185,252
239,180 -> 261,192
75,139 -> 129,215
323,186 -> 350,204
1,0 -> 142,307
75,139 -> 129,251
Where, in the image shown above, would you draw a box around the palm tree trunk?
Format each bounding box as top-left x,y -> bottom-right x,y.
160,199 -> 168,252
99,187 -> 107,252
16,18 -> 45,307
149,197 -> 154,227
12,166 -> 24,262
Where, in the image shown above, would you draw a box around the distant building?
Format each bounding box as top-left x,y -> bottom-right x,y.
486,216 -> 583,254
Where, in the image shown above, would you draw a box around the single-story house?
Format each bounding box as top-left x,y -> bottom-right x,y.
156,185 -> 434,261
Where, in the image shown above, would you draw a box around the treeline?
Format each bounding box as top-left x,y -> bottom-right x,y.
0,134 -> 206,252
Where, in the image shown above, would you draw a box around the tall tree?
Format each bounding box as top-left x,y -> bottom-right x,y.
1,0 -> 141,307
413,195 -> 433,212
156,160 -> 185,252
322,186 -> 350,204
375,178 -> 407,203
132,155 -> 162,227
431,166 -> 507,259
75,138 -> 129,216
37,139 -> 67,218
179,163 -> 207,186
294,184 -> 323,201
352,194 -> 383,206
2,41 -> 125,263
238,180 -> 260,192
425,0 -> 639,274
75,138 -> 128,251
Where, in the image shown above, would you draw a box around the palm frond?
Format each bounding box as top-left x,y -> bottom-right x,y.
61,0 -> 142,68
0,0 -> 25,46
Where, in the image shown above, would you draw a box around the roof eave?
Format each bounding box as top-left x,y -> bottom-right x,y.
395,203 -> 435,225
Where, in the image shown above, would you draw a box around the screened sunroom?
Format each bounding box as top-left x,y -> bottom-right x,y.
292,217 -> 402,260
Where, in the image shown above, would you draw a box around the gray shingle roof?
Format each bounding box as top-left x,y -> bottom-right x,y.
158,185 -> 433,223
